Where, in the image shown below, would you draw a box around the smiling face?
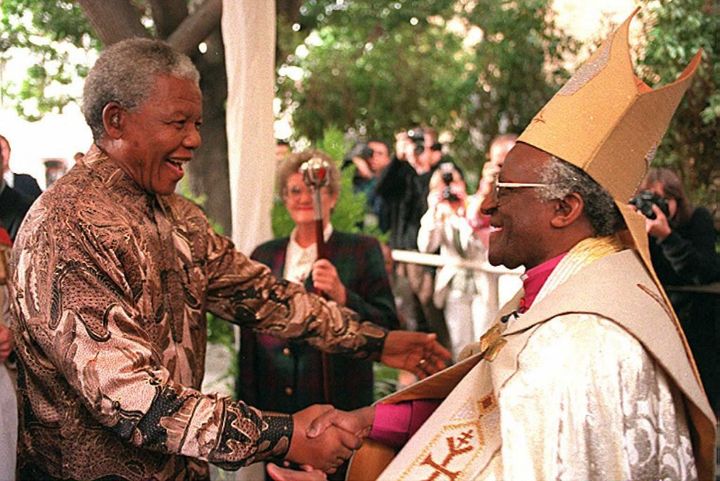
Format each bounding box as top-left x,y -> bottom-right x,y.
481,143 -> 558,270
113,75 -> 202,195
283,172 -> 337,227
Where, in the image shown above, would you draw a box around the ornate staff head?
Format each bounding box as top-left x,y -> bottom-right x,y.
300,156 -> 330,191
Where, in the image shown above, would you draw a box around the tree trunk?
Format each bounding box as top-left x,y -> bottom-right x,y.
168,0 -> 223,56
149,0 -> 188,38
189,29 -> 232,235
77,0 -> 148,45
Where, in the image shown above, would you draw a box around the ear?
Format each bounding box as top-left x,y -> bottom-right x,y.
550,192 -> 584,228
102,102 -> 125,139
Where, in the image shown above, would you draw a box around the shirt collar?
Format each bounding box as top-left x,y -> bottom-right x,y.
289,222 -> 334,247
519,252 -> 567,312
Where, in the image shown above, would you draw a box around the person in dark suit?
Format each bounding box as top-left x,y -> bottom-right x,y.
0,176 -> 32,242
237,150 -> 400,417
1,134 -> 42,202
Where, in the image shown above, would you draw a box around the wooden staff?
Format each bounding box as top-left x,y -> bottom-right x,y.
300,157 -> 333,404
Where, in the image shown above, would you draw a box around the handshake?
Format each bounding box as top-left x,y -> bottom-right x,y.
270,405 -> 377,481
265,330 -> 450,480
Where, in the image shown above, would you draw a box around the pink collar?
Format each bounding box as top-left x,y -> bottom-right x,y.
519,252 -> 566,312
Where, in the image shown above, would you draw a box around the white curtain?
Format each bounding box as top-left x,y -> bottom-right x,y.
222,0 -> 276,254
219,4 -> 276,479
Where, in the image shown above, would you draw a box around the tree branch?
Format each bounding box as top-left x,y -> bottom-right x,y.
149,0 -> 188,39
167,0 -> 222,56
77,0 -> 149,46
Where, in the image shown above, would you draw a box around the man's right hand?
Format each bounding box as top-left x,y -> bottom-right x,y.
306,405 -> 375,440
286,405 -> 363,473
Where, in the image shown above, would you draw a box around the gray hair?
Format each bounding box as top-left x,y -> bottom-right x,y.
538,156 -> 623,236
82,38 -> 200,141
277,150 -> 341,196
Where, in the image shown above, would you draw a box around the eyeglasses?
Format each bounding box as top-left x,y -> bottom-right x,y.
283,185 -> 330,200
493,181 -> 549,200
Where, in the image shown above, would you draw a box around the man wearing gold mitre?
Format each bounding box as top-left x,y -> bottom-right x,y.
281,8 -> 716,481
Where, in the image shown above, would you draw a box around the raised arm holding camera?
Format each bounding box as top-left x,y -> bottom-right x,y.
633,167 -> 720,412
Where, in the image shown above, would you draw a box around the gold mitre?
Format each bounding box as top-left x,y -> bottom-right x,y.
518,7 -> 701,204
518,7 -> 701,271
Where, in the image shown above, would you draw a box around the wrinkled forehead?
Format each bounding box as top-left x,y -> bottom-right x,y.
501,142 -> 552,180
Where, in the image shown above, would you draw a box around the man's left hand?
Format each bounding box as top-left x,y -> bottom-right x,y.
381,331 -> 451,378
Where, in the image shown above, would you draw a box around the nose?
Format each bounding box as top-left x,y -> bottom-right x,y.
480,192 -> 498,216
298,189 -> 313,201
184,125 -> 202,149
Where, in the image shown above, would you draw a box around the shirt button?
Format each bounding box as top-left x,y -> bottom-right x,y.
284,386 -> 293,396
282,347 -> 291,356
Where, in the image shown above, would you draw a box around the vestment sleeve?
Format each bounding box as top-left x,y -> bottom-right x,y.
203,224 -> 387,358
499,314 -> 696,481
11,219 -> 293,469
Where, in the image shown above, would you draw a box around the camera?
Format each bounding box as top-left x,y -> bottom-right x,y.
407,128 -> 425,156
440,162 -> 460,202
347,142 -> 373,161
629,190 -> 670,220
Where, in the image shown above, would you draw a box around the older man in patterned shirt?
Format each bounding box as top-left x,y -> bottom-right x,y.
8,38 -> 449,481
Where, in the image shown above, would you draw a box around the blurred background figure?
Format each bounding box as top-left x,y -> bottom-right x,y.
374,127 -> 454,350
0,226 -> 17,481
43,158 -> 68,188
1,134 -> 41,202
237,150 -> 399,479
275,139 -> 291,163
634,167 -> 720,413
342,139 -> 392,231
417,163 -> 487,359
467,134 -> 518,229
0,175 -> 32,243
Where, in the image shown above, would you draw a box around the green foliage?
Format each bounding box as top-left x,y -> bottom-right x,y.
276,0 -> 576,173
272,126 -> 386,240
462,0 -> 577,150
277,1 -> 472,158
0,0 -> 99,119
638,0 -> 719,224
373,363 -> 399,401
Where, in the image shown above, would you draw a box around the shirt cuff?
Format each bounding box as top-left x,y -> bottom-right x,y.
369,400 -> 441,448
255,412 -> 294,462
370,403 -> 412,448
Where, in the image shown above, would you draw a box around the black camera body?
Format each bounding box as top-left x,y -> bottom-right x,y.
407,128 -> 425,156
439,163 -> 459,203
348,142 -> 373,161
629,190 -> 670,220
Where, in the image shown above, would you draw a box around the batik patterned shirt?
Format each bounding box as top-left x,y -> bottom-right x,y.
9,145 -> 387,481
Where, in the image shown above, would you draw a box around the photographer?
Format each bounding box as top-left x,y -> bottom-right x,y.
633,167 -> 720,412
375,128 -> 451,349
417,164 -> 488,359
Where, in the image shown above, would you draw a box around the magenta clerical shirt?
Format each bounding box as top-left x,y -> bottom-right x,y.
370,251 -> 568,446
